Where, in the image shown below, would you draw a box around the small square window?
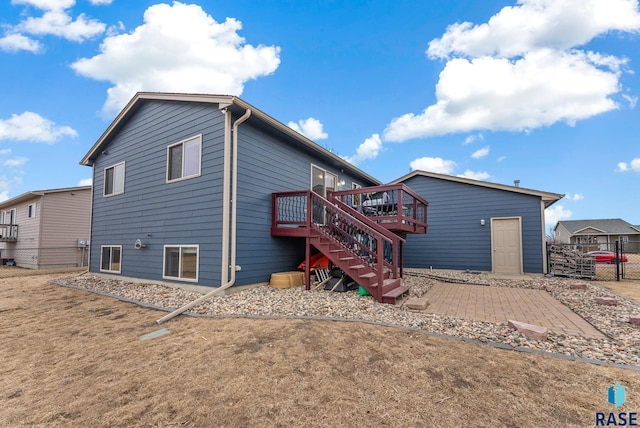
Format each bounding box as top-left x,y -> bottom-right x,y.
167,135 -> 202,182
163,245 -> 198,281
100,245 -> 122,274
104,162 -> 125,196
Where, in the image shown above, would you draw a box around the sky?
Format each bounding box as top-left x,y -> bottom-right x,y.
0,0 -> 639,231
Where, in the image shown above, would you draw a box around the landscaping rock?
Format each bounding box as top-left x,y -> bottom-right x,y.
630,316 -> 640,326
570,282 -> 588,290
508,320 -> 549,341
596,297 -> 618,306
405,297 -> 429,310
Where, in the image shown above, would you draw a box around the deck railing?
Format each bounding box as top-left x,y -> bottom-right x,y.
0,224 -> 18,242
331,183 -> 428,234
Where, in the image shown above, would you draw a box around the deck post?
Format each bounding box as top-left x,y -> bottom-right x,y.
305,237 -> 311,290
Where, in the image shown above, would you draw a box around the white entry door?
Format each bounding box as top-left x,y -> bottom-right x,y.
491,217 -> 522,274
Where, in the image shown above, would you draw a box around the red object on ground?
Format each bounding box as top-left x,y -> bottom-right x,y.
298,254 -> 329,271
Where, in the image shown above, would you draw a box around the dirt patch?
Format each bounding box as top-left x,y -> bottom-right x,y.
598,280 -> 640,304
0,266 -> 87,279
1,273 -> 639,427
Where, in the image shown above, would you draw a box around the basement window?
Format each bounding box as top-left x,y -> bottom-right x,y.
100,245 -> 122,274
163,245 -> 199,282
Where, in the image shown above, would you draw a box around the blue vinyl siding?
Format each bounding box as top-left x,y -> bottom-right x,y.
401,176 -> 545,273
89,99 -> 375,287
89,101 -> 225,285
233,122 -> 374,285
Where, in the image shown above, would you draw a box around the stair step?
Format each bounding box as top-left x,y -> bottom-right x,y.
350,264 -> 366,270
339,257 -> 355,262
382,285 -> 410,304
359,272 -> 376,280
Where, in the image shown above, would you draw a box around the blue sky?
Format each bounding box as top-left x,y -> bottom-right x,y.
1,0 -> 639,229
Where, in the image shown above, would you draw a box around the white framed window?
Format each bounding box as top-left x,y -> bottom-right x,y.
619,236 -> 629,242
28,203 -> 36,219
104,162 -> 125,197
163,245 -> 199,281
100,245 -> 122,274
3,208 -> 17,224
167,135 -> 202,182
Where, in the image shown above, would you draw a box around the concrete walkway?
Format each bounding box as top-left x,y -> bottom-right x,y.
421,282 -> 605,339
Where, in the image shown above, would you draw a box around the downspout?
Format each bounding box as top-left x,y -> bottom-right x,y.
156,108 -> 252,324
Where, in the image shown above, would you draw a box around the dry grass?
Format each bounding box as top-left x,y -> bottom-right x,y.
1,273 -> 639,427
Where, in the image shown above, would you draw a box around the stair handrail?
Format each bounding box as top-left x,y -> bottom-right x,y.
309,192 -> 401,290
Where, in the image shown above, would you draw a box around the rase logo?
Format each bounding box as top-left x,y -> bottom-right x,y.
596,384 -> 638,427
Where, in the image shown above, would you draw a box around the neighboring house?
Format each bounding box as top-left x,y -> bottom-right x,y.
80,92 -> 427,302
0,186 -> 92,269
393,171 -> 563,274
554,219 -> 640,252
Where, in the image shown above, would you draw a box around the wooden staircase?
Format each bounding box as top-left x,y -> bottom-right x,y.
309,233 -> 409,303
271,185 -> 428,304
306,192 -> 408,304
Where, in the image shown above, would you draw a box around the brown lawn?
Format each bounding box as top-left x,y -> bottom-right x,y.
1,270 -> 639,427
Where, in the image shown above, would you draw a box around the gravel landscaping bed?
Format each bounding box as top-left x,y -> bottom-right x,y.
52,269 -> 640,368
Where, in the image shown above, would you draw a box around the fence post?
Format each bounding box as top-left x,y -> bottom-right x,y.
615,240 -> 620,281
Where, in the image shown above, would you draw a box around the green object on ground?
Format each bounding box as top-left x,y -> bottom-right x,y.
358,286 -> 370,296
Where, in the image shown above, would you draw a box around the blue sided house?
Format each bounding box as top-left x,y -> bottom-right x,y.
80,93 -> 428,304
393,171 -> 563,274
81,92 -> 562,303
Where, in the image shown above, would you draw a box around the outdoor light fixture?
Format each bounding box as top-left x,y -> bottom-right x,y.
480,219 -> 485,226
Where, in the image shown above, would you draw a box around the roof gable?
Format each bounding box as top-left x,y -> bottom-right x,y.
392,170 -> 563,207
556,219 -> 640,235
0,186 -> 91,209
80,92 -> 380,185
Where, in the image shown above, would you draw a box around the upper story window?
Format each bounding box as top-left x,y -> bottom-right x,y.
167,135 -> 202,182
27,203 -> 36,219
1,208 -> 16,224
104,162 -> 125,197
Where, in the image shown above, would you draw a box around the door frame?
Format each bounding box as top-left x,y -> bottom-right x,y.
490,216 -> 523,274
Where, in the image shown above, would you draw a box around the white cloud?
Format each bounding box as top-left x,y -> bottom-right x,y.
409,157 -> 456,174
78,178 -> 93,186
566,193 -> 584,201
384,49 -> 623,141
545,204 -> 573,228
0,34 -> 43,53
623,94 -> 638,108
0,175 -> 21,202
458,170 -> 490,180
464,133 -> 484,144
383,0 -> 640,143
344,134 -> 382,165
471,146 -> 490,159
0,112 -> 78,143
617,162 -> 629,171
287,118 -> 328,140
497,155 -> 507,162
616,158 -> 640,172
71,2 -> 281,116
3,157 -> 29,167
0,149 -> 11,156
427,0 -> 640,59
89,0 -> 112,4
6,0 -> 106,47
17,9 -> 105,42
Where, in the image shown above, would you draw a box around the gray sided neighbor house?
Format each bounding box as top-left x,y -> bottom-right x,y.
394,171 -> 563,274
80,93 -> 379,288
554,219 -> 640,253
0,186 -> 91,269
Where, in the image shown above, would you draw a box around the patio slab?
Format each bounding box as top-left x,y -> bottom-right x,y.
420,282 -> 605,339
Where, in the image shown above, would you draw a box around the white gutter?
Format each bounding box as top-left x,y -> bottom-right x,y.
156,108 -> 252,324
